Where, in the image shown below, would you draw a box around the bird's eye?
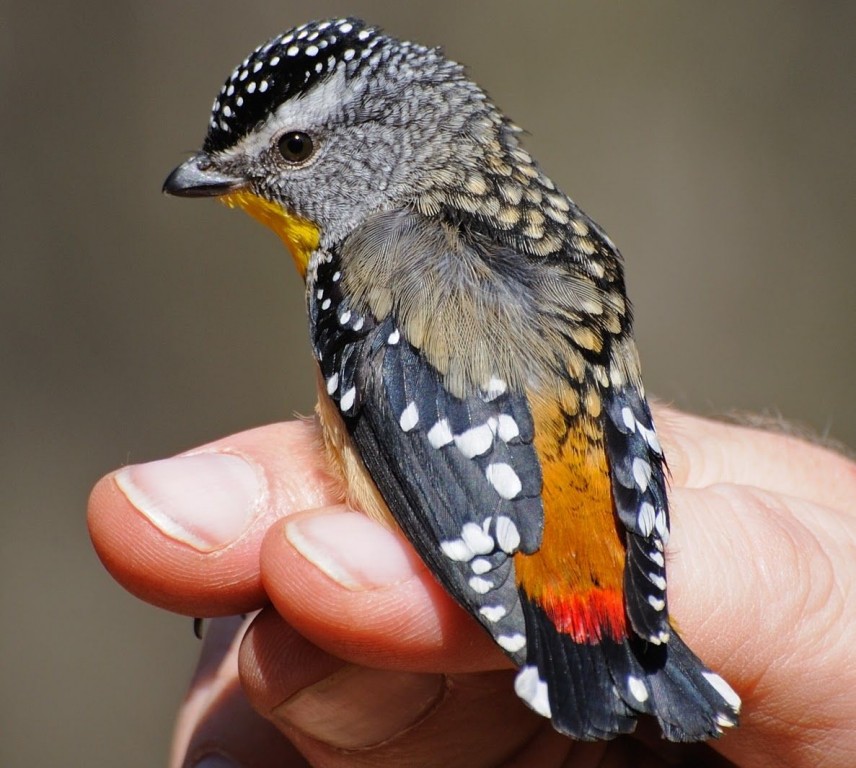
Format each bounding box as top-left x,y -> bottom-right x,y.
277,131 -> 315,164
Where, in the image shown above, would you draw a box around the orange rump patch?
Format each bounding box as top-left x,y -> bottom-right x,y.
515,387 -> 627,643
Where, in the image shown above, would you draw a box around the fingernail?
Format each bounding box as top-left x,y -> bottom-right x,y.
285,510 -> 419,590
274,666 -> 444,749
116,453 -> 263,552
191,754 -> 243,768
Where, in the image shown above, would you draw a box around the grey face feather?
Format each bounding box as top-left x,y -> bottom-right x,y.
202,18 -> 523,246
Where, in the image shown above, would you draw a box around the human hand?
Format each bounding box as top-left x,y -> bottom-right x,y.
87,408 -> 856,767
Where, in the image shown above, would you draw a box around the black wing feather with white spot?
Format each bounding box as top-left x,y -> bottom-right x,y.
310,248 -> 543,664
603,386 -> 671,644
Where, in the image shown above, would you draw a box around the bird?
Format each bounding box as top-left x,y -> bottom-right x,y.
163,17 -> 741,741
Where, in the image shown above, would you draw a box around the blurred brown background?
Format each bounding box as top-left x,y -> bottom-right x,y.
1,1 -> 853,765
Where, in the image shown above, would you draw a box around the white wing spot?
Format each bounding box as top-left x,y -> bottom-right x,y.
387,328 -> 400,345
479,605 -> 507,623
332,270 -> 341,282
495,515 -> 521,553
316,288 -> 324,299
305,44 -> 319,57
649,549 -> 665,567
399,402 -> 419,432
486,463 -> 522,499
632,458 -> 652,492
649,573 -> 667,591
440,539 -> 472,562
637,502 -> 656,537
648,595 -> 666,612
468,576 -> 493,594
454,423 -> 494,458
461,522 -> 494,555
321,298 -> 331,310
326,373 -> 338,395
484,376 -> 507,401
352,317 -> 364,331
514,666 -> 552,717
621,406 -> 636,431
703,672 -> 742,711
654,509 -> 669,543
639,424 -> 662,454
628,675 -> 649,703
339,310 -> 351,325
427,419 -> 453,449
339,386 -> 356,412
497,634 -> 526,653
495,414 -> 520,442
471,557 -> 492,575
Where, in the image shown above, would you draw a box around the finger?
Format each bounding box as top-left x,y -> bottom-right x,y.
239,608 -> 551,766
172,616 -> 308,768
653,407 -> 856,514
87,420 -> 338,616
666,484 -> 856,767
259,505 -> 506,674
239,612 -> 708,767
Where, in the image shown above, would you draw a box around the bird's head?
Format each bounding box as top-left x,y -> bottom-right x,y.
163,17 -> 521,276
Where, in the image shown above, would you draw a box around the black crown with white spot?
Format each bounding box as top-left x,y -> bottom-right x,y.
204,18 -> 383,153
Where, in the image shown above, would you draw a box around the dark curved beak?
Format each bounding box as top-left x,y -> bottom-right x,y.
163,154 -> 247,198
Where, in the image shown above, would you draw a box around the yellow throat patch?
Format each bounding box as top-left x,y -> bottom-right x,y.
221,190 -> 320,278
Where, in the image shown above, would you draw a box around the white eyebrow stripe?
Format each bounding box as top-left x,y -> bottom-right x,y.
214,67 -> 355,162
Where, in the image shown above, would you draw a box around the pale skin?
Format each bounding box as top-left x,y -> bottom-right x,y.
87,407 -> 856,768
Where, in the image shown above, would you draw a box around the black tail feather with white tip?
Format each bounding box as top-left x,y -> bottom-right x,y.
515,596 -> 741,742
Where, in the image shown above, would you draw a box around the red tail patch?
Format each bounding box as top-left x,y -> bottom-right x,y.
543,588 -> 626,644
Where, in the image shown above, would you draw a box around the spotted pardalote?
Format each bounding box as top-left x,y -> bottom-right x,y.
164,17 -> 741,741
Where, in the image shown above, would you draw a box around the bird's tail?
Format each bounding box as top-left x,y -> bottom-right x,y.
514,597 -> 741,741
